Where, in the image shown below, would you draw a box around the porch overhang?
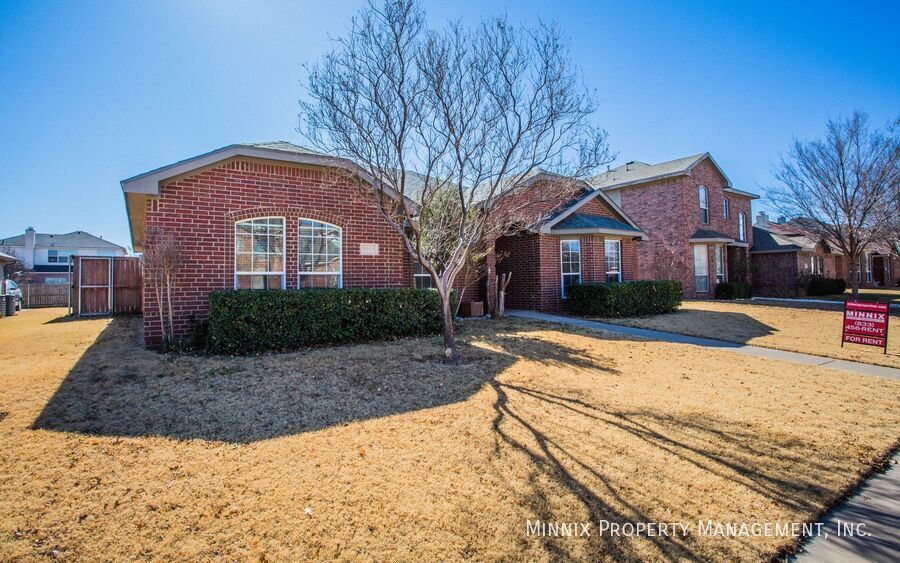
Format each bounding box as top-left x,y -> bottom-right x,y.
688,228 -> 734,244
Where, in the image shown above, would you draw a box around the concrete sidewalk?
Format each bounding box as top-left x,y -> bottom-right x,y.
793,456 -> 900,562
506,310 -> 900,380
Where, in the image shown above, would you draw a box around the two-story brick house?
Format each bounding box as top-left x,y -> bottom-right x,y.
0,227 -> 127,284
122,142 -> 646,346
589,153 -> 758,298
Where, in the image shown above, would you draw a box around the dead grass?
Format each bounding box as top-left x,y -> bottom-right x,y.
819,287 -> 900,304
599,300 -> 900,369
1,307 -> 898,561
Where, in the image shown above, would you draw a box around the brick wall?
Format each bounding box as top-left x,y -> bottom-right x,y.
613,158 -> 753,298
496,232 -> 638,312
751,252 -> 800,296
143,158 -> 410,347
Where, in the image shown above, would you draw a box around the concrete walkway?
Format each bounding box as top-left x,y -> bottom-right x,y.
793,456 -> 900,562
506,310 -> 900,380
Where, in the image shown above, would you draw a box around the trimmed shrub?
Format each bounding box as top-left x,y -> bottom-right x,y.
715,281 -> 753,300
567,281 -> 682,317
207,288 -> 449,354
803,276 -> 847,296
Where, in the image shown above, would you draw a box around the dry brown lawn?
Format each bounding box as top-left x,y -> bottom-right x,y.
599,300 -> 900,369
1,307 -> 899,561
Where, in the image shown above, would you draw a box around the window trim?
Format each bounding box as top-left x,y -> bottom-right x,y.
738,212 -> 746,242
298,218 -> 343,289
699,186 -> 709,224
560,238 -> 582,298
694,244 -> 710,293
722,196 -> 730,219
714,244 -> 726,284
412,260 -> 433,289
604,239 -> 622,283
234,216 -> 287,290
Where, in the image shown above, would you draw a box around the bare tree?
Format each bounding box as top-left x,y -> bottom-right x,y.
300,0 -> 610,363
143,227 -> 183,349
768,112 -> 899,298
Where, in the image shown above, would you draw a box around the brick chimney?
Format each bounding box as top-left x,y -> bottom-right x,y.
755,212 -> 769,230
24,227 -> 35,269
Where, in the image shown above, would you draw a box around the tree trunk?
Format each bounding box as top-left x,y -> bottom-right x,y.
849,253 -> 859,299
155,275 -> 167,348
440,292 -> 459,364
165,271 -> 175,346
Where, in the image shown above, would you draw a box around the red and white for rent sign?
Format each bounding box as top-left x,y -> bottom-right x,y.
842,300 -> 890,351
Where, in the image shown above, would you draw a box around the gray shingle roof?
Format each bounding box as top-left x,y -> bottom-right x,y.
751,227 -> 809,253
551,213 -> 640,232
589,154 -> 710,190
0,231 -> 126,250
689,228 -> 734,241
239,141 -> 328,156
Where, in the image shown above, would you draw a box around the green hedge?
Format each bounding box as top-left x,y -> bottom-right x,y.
804,276 -> 847,296
715,281 -> 753,300
566,281 -> 682,317
207,288 -> 448,354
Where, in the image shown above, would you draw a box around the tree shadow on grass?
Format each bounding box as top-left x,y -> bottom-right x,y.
603,309 -> 779,346
487,381 -> 852,561
31,317 -> 604,444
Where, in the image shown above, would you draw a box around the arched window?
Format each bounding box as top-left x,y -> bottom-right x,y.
738,212 -> 746,242
699,186 -> 709,224
723,197 -> 730,219
235,217 -> 285,289
299,219 -> 342,288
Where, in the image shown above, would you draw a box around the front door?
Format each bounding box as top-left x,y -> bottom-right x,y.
872,256 -> 886,286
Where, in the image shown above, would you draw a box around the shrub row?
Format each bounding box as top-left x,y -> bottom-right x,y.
804,276 -> 847,296
715,281 -> 753,300
207,288 -> 448,354
566,280 -> 682,317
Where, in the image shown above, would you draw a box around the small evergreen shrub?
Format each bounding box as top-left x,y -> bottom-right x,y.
714,281 -> 753,300
803,276 -> 847,296
207,288 -> 448,354
567,281 -> 682,317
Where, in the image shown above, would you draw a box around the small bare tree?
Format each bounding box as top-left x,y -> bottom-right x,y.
768,112 -> 899,298
301,0 -> 611,363
143,227 -> 183,348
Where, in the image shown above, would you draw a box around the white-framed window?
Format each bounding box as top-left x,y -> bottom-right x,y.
699,186 -> 709,224
235,217 -> 285,290
715,245 -> 726,284
694,244 -> 709,293
604,239 -> 622,283
412,261 -> 433,289
560,239 -> 581,298
47,249 -> 74,263
44,277 -> 68,285
723,197 -> 730,219
864,253 -> 872,283
811,255 -> 824,276
738,212 -> 746,242
298,219 -> 342,288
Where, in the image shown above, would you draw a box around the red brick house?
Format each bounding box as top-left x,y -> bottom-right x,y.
751,213 -> 898,295
589,153 -> 758,298
123,142 -> 646,346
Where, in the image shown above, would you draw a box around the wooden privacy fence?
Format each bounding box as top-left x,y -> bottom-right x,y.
72,256 -> 142,316
21,283 -> 70,308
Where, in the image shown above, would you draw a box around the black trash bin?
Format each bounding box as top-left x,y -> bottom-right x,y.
5,294 -> 16,316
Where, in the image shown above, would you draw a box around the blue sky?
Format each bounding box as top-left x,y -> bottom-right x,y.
1,0 -> 897,251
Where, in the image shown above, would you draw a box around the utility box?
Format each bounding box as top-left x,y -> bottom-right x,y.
460,301 -> 484,318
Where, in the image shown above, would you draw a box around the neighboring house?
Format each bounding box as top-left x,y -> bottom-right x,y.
589,153 -> 758,298
751,213 -> 898,295
750,213 -> 842,296
122,142 -> 646,347
492,172 -> 646,312
0,251 -> 17,296
0,228 -> 128,284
